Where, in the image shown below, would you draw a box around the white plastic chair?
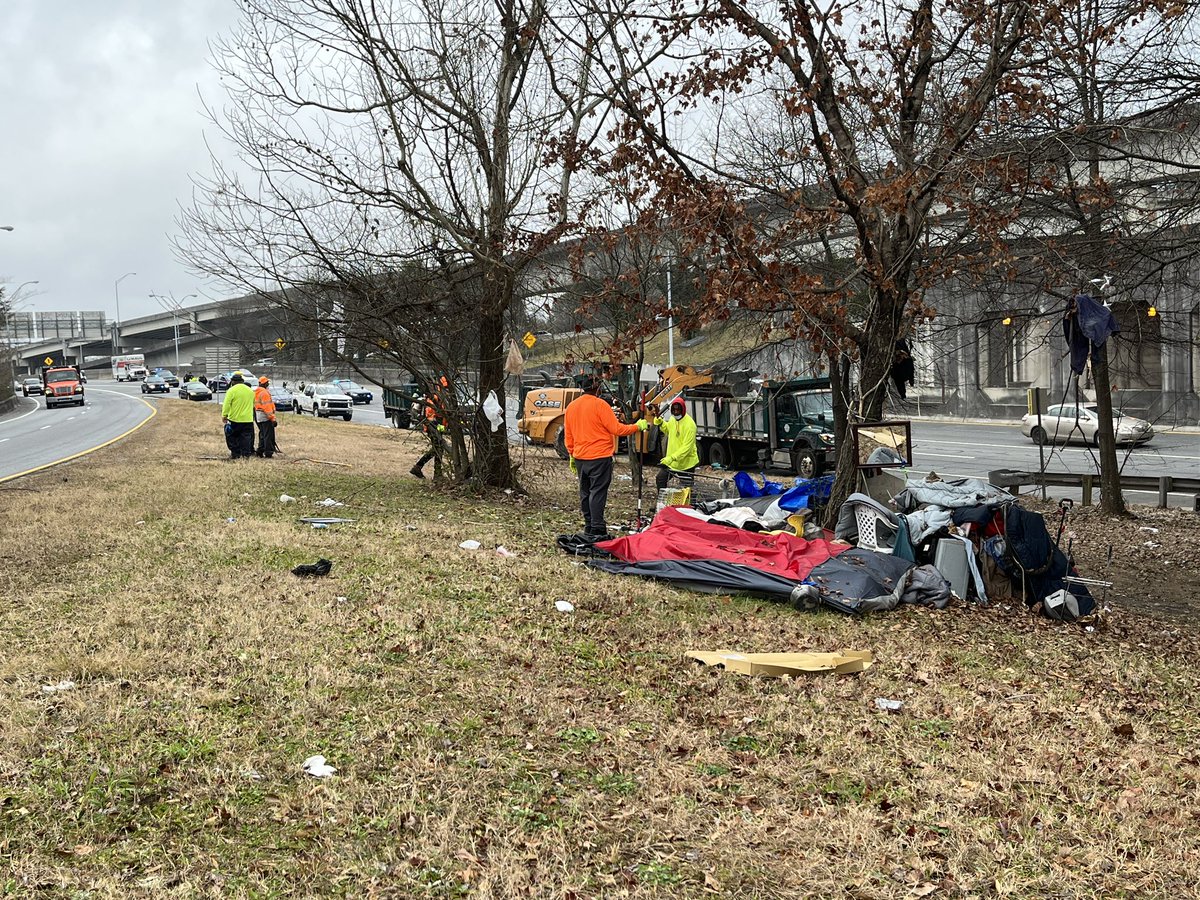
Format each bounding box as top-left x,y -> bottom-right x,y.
851,502 -> 898,554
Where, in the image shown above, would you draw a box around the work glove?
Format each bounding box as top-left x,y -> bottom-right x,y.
437,424 -> 446,432
569,456 -> 577,474
636,419 -> 650,432
224,422 -> 232,436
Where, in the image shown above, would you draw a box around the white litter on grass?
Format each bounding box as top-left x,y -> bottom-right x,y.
496,546 -> 516,558
1139,526 -> 1159,533
226,517 -> 237,524
1144,541 -> 1162,549
42,680 -> 76,694
311,522 -> 328,529
874,698 -> 904,713
317,498 -> 344,508
280,494 -> 297,503
241,492 -> 252,499
555,600 -> 575,614
135,520 -> 146,526
336,596 -> 348,603
459,540 -> 482,551
301,755 -> 337,778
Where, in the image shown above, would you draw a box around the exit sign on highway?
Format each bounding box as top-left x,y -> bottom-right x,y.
275,338 -> 286,350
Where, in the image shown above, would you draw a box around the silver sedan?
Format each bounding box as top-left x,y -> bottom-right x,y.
1020,404 -> 1154,446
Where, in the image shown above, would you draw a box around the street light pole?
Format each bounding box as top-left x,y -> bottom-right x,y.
113,271 -> 136,354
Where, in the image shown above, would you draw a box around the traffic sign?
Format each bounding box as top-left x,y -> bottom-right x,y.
522,331 -> 537,349
43,356 -> 54,366
274,338 -> 286,350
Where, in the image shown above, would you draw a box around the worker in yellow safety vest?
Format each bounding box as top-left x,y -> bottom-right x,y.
652,398 -> 699,490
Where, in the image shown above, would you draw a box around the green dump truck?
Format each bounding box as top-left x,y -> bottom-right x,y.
682,377 -> 836,478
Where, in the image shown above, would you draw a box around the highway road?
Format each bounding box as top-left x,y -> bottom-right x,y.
0,385 -> 156,483
10,379 -> 1197,506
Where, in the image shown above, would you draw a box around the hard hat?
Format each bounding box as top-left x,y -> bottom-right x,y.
259,376 -> 270,386
229,372 -> 244,384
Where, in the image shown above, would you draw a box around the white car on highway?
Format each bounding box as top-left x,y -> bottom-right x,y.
296,383 -> 354,421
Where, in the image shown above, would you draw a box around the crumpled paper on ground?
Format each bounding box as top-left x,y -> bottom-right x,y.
302,755 -> 337,778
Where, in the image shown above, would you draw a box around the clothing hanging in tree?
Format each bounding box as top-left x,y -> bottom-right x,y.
891,339 -> 915,398
1063,294 -> 1120,376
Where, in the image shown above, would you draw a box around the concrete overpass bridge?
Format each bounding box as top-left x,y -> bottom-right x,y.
11,294 -> 320,376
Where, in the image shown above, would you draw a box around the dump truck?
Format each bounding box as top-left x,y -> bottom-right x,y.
382,380 -> 423,429
682,376 -> 836,478
42,364 -> 85,409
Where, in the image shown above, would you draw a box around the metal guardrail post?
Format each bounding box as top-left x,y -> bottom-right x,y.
1159,476 -> 1170,509
1081,474 -> 1093,507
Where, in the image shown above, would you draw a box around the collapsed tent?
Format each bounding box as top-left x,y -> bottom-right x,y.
588,506 -> 951,615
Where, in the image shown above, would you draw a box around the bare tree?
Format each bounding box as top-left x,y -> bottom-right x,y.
177,0 -> 612,487
996,0 -> 1200,514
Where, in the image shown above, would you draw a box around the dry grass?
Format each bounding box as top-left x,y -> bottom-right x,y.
1,402 -> 1198,898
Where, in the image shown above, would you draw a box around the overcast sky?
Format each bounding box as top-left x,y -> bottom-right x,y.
1,0 -> 242,320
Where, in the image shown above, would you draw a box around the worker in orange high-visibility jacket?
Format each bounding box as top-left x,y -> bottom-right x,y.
564,375 -> 649,541
253,376 -> 278,458
411,376 -> 451,479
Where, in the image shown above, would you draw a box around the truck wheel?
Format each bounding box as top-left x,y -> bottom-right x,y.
343,414 -> 352,422
791,446 -> 819,479
544,420 -> 568,459
707,441 -> 730,468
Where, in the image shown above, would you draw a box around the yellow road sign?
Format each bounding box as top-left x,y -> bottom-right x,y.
43,357 -> 54,366
274,338 -> 286,350
522,331 -> 537,349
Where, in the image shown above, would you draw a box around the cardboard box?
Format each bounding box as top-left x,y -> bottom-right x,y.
685,649 -> 873,677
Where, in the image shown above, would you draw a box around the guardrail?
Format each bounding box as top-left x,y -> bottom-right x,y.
989,469 -> 1200,510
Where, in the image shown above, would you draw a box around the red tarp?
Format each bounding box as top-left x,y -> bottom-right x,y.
597,506 -> 848,582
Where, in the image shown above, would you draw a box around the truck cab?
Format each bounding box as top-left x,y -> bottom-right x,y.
42,365 -> 85,409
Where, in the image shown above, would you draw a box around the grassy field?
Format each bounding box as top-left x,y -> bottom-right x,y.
1,402 -> 1198,898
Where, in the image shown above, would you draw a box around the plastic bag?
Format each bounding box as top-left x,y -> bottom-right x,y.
482,390 -> 503,432
504,340 -> 525,375
734,471 -> 763,498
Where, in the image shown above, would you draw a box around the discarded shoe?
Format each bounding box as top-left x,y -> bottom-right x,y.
292,558 -> 333,577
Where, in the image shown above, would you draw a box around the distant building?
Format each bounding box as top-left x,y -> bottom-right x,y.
2,310 -> 108,344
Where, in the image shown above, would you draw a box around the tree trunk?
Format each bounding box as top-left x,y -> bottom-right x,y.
1090,340 -> 1126,515
825,296 -> 899,525
473,274 -> 517,490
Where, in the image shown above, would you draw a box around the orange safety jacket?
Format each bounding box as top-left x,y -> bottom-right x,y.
253,385 -> 277,423
564,393 -> 640,461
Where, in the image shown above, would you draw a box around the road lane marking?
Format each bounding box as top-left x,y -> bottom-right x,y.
39,424 -> 52,430
0,393 -> 157,485
918,451 -> 977,459
0,398 -> 41,426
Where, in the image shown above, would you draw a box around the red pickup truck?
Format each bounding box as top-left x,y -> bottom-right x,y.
42,365 -> 85,409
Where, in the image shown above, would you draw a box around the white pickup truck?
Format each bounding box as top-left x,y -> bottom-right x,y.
296,383 -> 354,421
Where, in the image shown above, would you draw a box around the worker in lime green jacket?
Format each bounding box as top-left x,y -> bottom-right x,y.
653,398 -> 699,490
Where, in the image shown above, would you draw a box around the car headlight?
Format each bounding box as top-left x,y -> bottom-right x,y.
819,432 -> 835,444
